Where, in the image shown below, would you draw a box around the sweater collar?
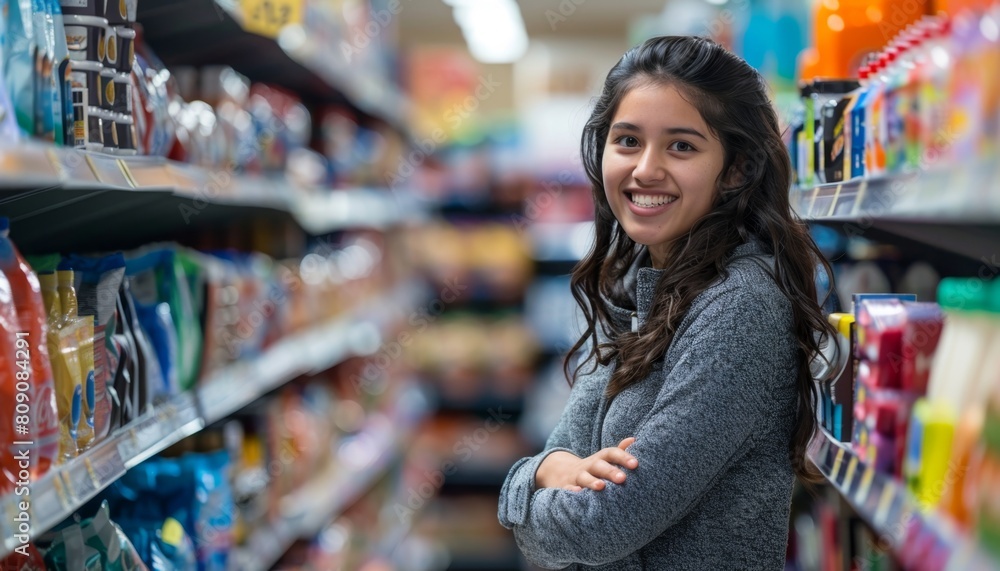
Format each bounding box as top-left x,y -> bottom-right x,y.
601,239 -> 768,331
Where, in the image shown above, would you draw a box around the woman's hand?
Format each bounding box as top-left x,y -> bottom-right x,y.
535,437 -> 638,492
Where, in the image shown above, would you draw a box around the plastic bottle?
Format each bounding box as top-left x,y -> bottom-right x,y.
865,52 -> 889,177
918,17 -> 953,165
947,8 -> 986,162
0,219 -> 60,479
847,63 -> 871,179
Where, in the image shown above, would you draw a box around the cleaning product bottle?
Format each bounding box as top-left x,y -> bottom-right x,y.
0,219 -> 59,479
865,51 -> 889,177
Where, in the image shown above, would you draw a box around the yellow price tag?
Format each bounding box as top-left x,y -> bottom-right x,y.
240,0 -> 303,39
844,456 -> 858,489
832,447 -> 845,480
856,465 -> 875,504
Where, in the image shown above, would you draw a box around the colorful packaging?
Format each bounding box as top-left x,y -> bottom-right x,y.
106,450 -> 234,571
814,80 -> 860,184
61,252 -> 125,442
116,275 -> 161,422
0,219 -> 60,479
4,0 -> 35,134
57,269 -> 95,449
0,0 -> 21,141
126,248 -> 201,392
0,541 -> 46,569
856,298 -> 907,388
0,265 -> 24,493
43,501 -> 150,571
40,272 -> 81,459
900,302 -> 944,395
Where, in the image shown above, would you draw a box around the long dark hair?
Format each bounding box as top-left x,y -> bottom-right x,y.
565,36 -> 833,482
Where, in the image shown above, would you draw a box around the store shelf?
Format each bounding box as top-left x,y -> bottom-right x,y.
431,390 -> 525,417
442,465 -> 510,493
136,0 -> 410,134
808,430 -> 1000,571
529,221 -> 594,263
793,160 -> 1000,261
0,391 -> 203,559
0,144 -> 420,253
198,279 -> 425,424
0,281 -> 424,559
233,381 -> 431,571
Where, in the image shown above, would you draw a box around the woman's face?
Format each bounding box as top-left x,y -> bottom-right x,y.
602,81 -> 726,269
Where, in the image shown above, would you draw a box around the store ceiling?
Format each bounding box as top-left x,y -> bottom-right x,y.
398,0 -> 668,44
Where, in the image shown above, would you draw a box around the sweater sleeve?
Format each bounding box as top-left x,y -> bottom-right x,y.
497,377 -> 577,531
508,287 -> 796,569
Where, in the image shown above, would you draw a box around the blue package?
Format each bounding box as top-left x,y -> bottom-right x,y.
132,300 -> 178,398
4,0 -> 34,134
106,451 -> 233,571
181,450 -> 233,571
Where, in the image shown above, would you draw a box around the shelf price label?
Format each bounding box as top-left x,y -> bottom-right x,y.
239,0 -> 303,39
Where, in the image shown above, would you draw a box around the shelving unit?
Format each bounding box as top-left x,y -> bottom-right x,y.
0,280 -> 425,560
808,430 -> 1000,571
0,144 -> 424,253
233,381 -> 431,571
793,160 -> 1000,261
136,0 -> 411,135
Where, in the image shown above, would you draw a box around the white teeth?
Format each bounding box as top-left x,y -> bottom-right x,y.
629,193 -> 676,207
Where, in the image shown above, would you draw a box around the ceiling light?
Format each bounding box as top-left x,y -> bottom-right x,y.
444,0 -> 528,64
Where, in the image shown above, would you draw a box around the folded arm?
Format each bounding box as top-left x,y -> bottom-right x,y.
503,290 -> 794,568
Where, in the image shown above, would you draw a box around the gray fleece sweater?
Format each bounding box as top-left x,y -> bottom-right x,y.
498,241 -> 799,570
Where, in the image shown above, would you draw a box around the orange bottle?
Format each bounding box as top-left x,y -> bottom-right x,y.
813,0 -> 929,79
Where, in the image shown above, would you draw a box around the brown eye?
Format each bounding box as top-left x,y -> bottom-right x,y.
669,141 -> 695,152
615,135 -> 639,148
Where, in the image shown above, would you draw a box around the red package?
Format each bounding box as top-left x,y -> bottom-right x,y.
0,221 -> 61,487
900,302 -> 944,395
857,299 -> 906,388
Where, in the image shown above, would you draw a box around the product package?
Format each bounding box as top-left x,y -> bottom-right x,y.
39,272 -> 81,460
41,501 -> 150,571
0,264 -> 25,492
0,220 -> 60,478
60,252 -> 126,441
105,449 -> 234,571
5,0 -> 36,134
125,247 -> 201,392
57,269 -> 96,450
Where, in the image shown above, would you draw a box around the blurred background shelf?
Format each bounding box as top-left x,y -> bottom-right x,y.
233,381 -> 431,571
137,0 -> 411,134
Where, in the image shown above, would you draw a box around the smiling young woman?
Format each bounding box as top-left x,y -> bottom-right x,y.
498,36 -> 835,570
